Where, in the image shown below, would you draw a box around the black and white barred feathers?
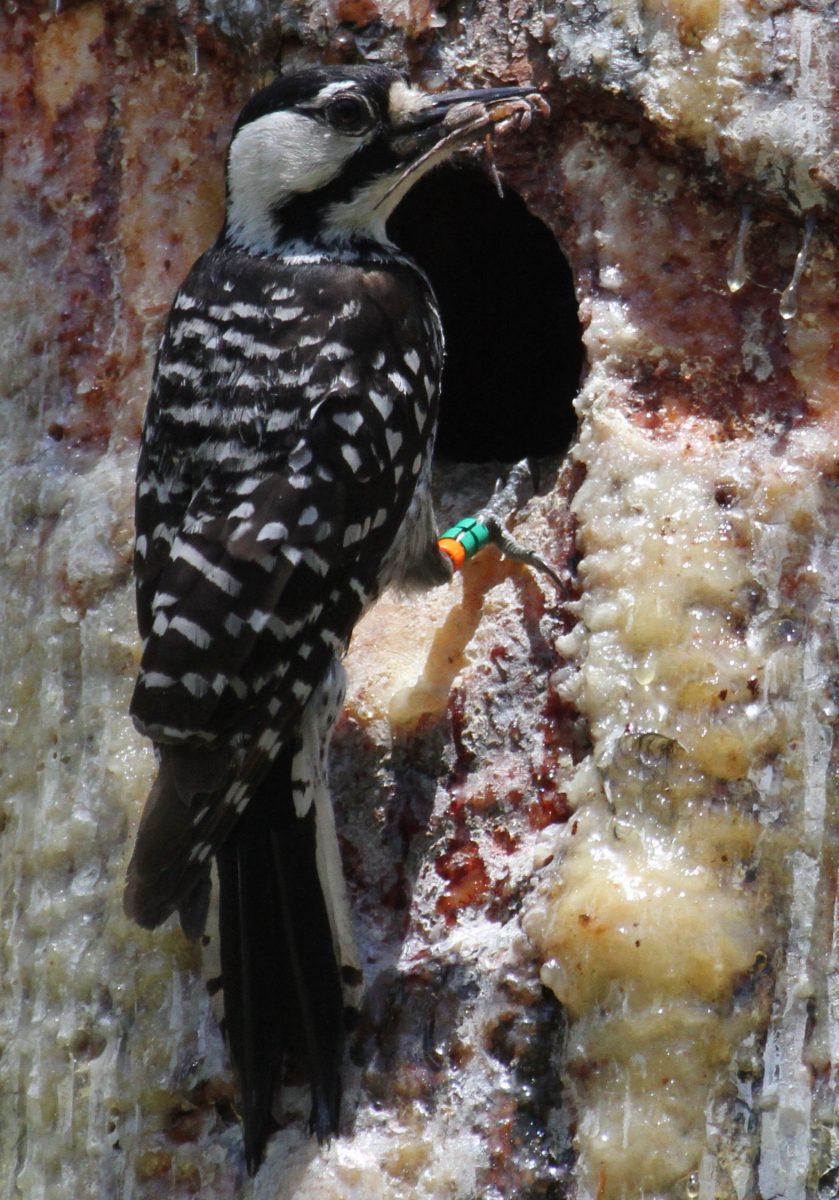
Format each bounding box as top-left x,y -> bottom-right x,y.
123,64 -> 544,1172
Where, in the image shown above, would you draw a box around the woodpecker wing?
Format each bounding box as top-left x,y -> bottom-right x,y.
127,247 -> 442,923
133,248 -> 440,738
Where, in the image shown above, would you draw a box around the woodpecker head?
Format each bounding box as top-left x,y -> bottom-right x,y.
223,65 -> 544,254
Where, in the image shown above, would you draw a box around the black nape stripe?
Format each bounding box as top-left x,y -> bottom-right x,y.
268,138 -> 403,246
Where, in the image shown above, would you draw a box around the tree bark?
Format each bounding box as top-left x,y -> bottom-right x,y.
0,1 -> 836,1197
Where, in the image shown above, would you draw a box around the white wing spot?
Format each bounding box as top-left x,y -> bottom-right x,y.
333,411 -> 363,436
370,391 -> 393,421
257,521 -> 289,541
172,540 -> 242,596
388,371 -> 410,394
267,410 -> 296,432
220,327 -> 282,359
341,444 -> 362,472
258,729 -> 281,753
230,501 -> 255,519
320,628 -> 343,651
159,359 -> 203,384
225,781 -> 250,813
143,671 -> 176,689
182,672 -> 210,698
224,612 -> 243,636
232,371 -> 265,391
170,616 -> 212,649
208,301 -> 266,321
151,592 -> 178,611
321,342 -> 352,360
302,548 -> 328,575
234,477 -> 263,495
289,445 -> 312,471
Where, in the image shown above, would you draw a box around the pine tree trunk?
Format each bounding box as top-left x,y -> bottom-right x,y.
1,2 -> 836,1197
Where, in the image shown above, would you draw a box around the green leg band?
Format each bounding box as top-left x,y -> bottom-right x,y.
438,517 -> 491,560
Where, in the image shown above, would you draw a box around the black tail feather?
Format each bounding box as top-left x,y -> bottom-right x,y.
216,744 -> 346,1174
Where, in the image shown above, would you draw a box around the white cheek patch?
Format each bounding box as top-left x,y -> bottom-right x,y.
227,110 -> 362,251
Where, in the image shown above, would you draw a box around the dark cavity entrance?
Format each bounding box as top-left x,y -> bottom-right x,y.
390,164 -> 583,463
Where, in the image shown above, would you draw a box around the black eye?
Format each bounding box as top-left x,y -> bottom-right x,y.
326,94 -> 374,135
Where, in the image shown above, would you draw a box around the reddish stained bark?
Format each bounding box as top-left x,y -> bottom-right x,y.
3,1 -> 837,1195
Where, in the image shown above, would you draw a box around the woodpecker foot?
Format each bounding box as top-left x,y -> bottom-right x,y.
479,459 -> 541,525
481,515 -> 564,590
437,460 -> 564,590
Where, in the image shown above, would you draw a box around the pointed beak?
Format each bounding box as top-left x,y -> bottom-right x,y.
389,83 -> 548,163
415,84 -> 539,123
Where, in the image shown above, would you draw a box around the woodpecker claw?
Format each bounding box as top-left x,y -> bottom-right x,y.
479,459 -> 539,522
478,460 -> 565,589
481,515 -> 565,591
